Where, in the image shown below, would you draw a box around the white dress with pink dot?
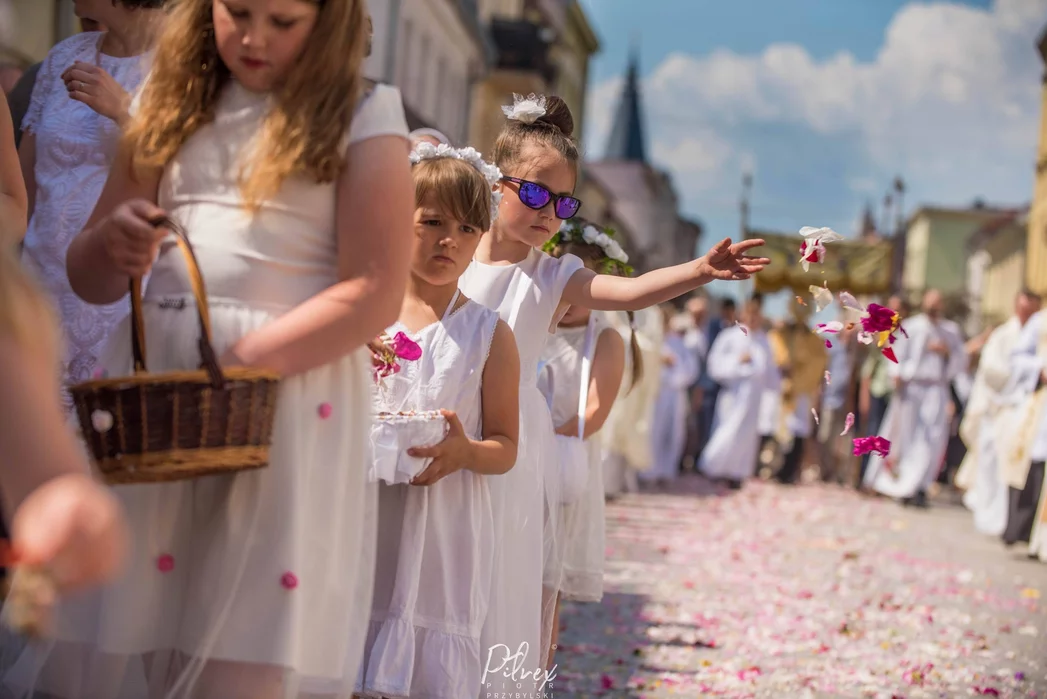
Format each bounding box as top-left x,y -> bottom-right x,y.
1,81 -> 408,699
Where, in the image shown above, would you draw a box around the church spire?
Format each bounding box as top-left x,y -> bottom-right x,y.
604,44 -> 647,162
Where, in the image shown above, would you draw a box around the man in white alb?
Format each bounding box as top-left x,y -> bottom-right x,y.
956,289 -> 1041,535
864,289 -> 968,507
999,305 -> 1047,559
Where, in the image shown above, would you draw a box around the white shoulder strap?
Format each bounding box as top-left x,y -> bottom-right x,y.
575,315 -> 599,440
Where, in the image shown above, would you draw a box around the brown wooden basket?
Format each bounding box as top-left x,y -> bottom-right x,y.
69,217 -> 281,485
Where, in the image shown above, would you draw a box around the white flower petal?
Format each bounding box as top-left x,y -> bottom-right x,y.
857,331 -> 874,345
815,321 -> 844,335
838,291 -> 865,313
809,284 -> 834,312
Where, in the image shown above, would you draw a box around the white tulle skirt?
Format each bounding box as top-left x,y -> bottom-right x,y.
1,297 -> 377,699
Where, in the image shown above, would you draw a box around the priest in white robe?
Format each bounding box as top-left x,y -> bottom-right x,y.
699,295 -> 780,489
865,289 -> 968,506
999,306 -> 1047,558
956,290 -> 1041,536
641,308 -> 699,485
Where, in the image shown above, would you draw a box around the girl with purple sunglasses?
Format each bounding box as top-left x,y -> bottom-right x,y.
458,93 -> 770,685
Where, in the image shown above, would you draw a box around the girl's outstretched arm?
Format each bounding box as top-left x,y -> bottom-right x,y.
561,237 -> 769,311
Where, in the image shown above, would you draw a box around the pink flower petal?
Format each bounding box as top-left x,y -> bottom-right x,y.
157,554 -> 175,573
390,332 -> 422,361
318,403 -> 333,419
281,572 -> 299,590
840,412 -> 855,436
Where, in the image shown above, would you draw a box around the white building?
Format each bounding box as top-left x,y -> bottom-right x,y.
366,0 -> 492,145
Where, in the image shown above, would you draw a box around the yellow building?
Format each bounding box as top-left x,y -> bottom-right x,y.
469,0 -> 598,157
967,211 -> 1027,332
1027,26 -> 1047,296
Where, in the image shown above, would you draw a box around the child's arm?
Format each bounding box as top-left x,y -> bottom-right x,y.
561,237 -> 769,311
0,319 -> 127,591
225,135 -> 414,376
0,93 -> 27,245
408,320 -> 521,483
555,328 -> 625,439
66,144 -> 166,305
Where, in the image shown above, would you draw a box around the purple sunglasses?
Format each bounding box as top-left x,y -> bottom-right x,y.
501,177 -> 582,220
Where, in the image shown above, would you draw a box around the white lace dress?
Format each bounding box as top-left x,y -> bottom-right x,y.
19,32 -> 149,405
459,247 -> 583,689
357,296 -> 498,699
2,81 -> 408,699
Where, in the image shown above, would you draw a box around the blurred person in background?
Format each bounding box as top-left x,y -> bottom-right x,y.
857,295 -> 909,489
694,296 -> 735,461
956,289 -> 1041,536
864,289 -> 968,508
700,294 -> 779,490
681,293 -> 710,471
770,296 -> 828,485
640,306 -> 699,488
18,0 -> 164,404
817,318 -> 859,484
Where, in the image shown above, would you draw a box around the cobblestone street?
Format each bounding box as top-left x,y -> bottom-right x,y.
555,477 -> 1047,698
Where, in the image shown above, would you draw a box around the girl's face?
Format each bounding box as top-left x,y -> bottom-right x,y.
73,0 -> 114,26
214,0 -> 319,92
495,144 -> 577,248
411,199 -> 484,288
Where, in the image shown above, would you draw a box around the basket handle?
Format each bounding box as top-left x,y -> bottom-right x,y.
128,217 -> 225,389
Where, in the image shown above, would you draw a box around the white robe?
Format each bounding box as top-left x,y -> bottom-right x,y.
865,314 -> 968,498
1003,310 -> 1047,560
699,326 -> 780,481
640,333 -> 699,481
956,317 -> 1022,536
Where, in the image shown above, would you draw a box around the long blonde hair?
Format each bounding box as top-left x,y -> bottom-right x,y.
124,0 -> 368,207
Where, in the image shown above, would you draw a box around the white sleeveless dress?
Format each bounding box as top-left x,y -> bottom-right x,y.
459,247 -> 583,690
357,296 -> 498,699
19,32 -> 149,407
2,81 -> 408,699
538,315 -> 616,602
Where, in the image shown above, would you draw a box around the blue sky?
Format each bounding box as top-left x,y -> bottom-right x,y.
578,0 -> 1044,313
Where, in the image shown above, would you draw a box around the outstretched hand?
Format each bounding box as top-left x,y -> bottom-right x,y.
697,238 -> 770,281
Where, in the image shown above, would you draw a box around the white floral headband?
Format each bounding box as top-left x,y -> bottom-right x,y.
502,93 -> 547,124
409,142 -> 504,222
544,220 -> 633,276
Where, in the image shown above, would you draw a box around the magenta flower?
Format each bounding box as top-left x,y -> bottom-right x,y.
861,303 -> 896,333
852,436 -> 891,458
390,332 -> 422,361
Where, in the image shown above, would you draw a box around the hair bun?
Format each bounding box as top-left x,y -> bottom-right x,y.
536,96 -> 574,138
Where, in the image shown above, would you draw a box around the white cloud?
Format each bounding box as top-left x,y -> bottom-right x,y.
651,131 -> 733,186
586,0 -> 1046,207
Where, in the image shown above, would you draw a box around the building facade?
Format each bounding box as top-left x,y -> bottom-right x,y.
468,0 -> 598,156
966,210 -> 1027,334
1027,26 -> 1047,297
366,0 -> 492,145
902,205 -> 1019,300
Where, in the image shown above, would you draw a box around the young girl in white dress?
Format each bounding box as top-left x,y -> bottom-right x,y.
4,1 -> 415,697
537,220 -> 636,666
356,145 -> 520,699
458,93 -> 771,685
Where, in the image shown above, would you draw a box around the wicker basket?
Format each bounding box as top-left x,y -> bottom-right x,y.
69,217 -> 281,485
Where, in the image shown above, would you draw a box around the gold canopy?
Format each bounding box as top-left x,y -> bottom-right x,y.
747,229 -> 895,295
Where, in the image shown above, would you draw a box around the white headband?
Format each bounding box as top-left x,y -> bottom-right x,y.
409,142 -> 504,223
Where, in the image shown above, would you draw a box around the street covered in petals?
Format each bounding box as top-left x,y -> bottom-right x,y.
555,478 -> 1047,698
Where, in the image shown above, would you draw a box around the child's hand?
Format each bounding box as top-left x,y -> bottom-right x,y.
100,199 -> 169,277
10,474 -> 128,592
696,237 -> 770,281
407,410 -> 473,486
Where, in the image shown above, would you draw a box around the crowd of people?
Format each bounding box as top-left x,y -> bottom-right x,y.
609,284 -> 1046,563
0,0 -> 772,697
